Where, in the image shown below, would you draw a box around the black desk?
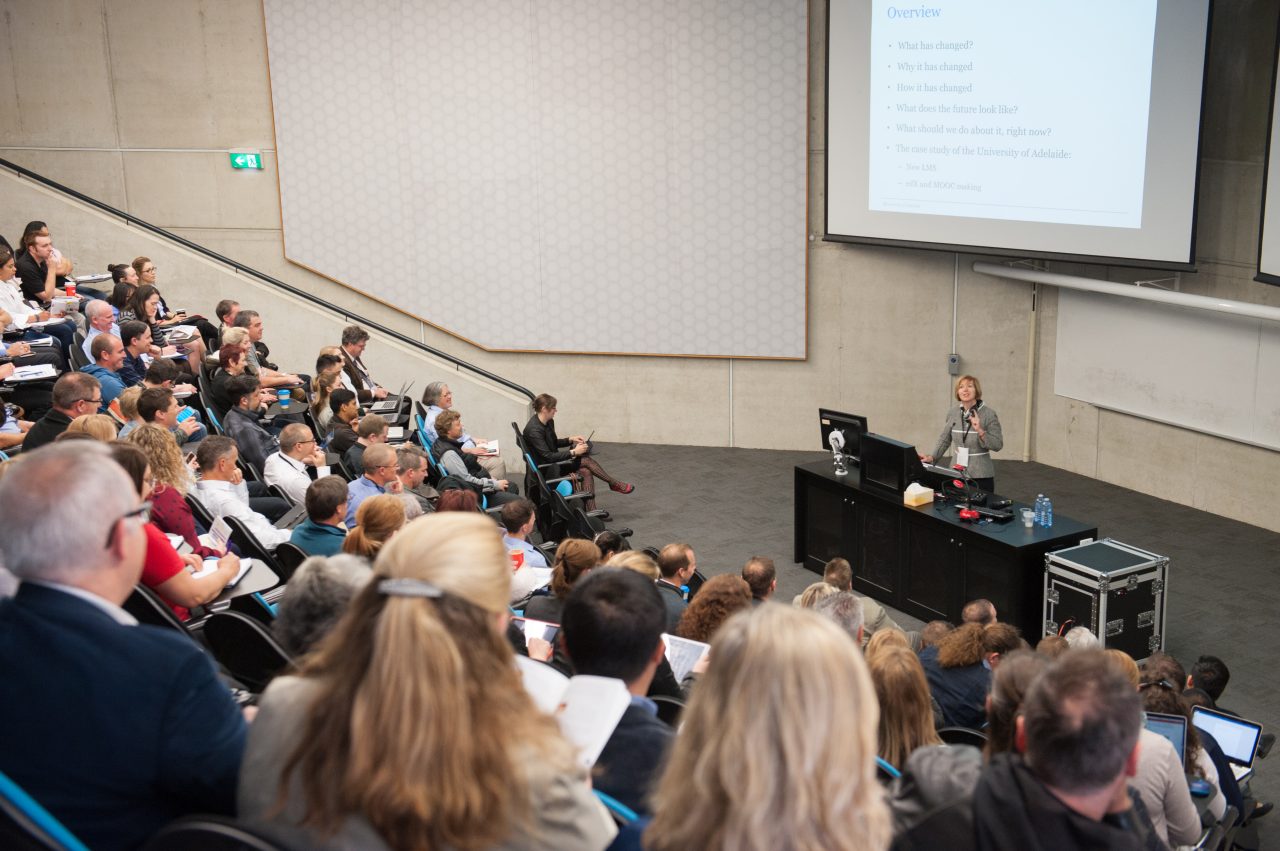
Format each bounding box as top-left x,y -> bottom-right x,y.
794,460 -> 1097,640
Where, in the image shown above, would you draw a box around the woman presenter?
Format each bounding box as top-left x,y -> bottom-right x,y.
919,374 -> 1003,494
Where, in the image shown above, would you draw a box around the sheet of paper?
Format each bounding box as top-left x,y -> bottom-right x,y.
9,364 -> 58,381
209,516 -> 232,552
663,633 -> 711,683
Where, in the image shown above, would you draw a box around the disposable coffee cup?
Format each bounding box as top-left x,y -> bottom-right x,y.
509,549 -> 525,570
277,389 -> 290,408
64,281 -> 76,297
1020,508 -> 1035,528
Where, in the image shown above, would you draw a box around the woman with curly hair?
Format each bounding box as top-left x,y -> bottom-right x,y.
919,621 -> 1022,729
676,574 -> 752,644
127,424 -> 224,560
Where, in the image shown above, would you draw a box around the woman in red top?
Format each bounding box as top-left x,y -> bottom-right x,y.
109,443 -> 241,618
126,424 -> 227,560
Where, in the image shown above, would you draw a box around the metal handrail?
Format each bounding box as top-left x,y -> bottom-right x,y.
0,156 -> 534,401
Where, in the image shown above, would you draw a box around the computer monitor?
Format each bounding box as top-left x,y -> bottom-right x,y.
818,408 -> 868,460
1192,706 -> 1263,767
1144,711 -> 1188,765
859,433 -> 927,497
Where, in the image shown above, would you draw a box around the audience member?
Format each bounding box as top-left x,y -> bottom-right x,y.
138,386 -> 201,447
310,363 -> 342,433
962,598 -> 997,625
124,284 -> 205,369
116,385 -> 144,436
393,444 -> 434,517
264,422 -> 325,505
818,556 -> 903,646
865,625 -> 911,663
208,340 -> 248,416
561,567 -> 673,816
1190,654 -> 1230,708
1035,634 -> 1069,659
238,513 -> 615,849
920,621 -> 1022,729
983,649 -> 1049,759
919,619 -> 955,650
194,436 -> 292,550
326,388 -> 360,454
435,488 -> 479,513
1063,625 -> 1100,649
271,554 -> 372,658
0,442 -> 245,849
64,413 -> 117,441
345,443 -> 402,527
222,374 -> 279,471
524,538 -> 601,624
970,651 -> 1163,850
655,542 -> 697,632
215,298 -> 240,339
337,324 -> 390,400
132,257 -> 219,343
606,549 -> 660,580
15,229 -> 64,302
813,590 -> 866,645
1141,653 -> 1226,822
233,309 -> 302,388
431,409 -> 519,504
523,392 -> 632,512
118,320 -> 151,386
108,443 -> 241,618
81,299 -> 119,360
343,412 -> 387,475
127,424 -> 226,560
636,606 -> 890,851
795,580 -> 839,609
80,333 -> 127,411
869,645 -> 942,771
0,401 -> 32,451
742,555 -> 776,604
593,529 -> 626,561
676,574 -> 752,643
24,372 -> 101,451
290,476 -> 350,557
420,380 -> 506,476
500,498 -> 548,568
0,245 -> 75,362
342,494 -> 406,560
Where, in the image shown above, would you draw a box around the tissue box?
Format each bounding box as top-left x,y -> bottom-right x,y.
903,483 -> 934,506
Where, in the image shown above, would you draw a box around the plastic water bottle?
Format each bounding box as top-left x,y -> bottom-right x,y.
1043,495 -> 1053,528
1034,494 -> 1045,526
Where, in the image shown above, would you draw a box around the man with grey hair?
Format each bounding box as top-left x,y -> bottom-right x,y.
272,554 -> 372,657
264,422 -> 327,505
81,298 -> 119,360
420,380 -> 506,477
0,443 -> 246,849
195,436 -> 293,550
338,324 -> 388,401
814,591 -> 866,646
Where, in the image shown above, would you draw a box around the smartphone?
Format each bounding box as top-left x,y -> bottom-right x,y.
184,452 -> 196,465
176,407 -> 195,424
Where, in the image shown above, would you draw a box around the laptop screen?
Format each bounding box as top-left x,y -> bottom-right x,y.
1192,706 -> 1263,766
1144,712 -> 1187,764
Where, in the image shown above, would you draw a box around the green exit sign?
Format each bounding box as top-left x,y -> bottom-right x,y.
229,151 -> 263,170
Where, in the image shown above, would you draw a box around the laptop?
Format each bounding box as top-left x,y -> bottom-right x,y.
368,379 -> 412,413
1144,711 -> 1188,765
1192,706 -> 1264,781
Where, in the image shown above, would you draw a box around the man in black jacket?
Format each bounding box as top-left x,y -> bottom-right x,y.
561,568 -> 673,816
23,372 -> 101,452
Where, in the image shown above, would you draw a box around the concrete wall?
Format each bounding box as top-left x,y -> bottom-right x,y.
2,0 -> 1279,531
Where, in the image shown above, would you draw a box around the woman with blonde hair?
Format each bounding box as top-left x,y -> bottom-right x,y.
864,626 -> 910,664
640,605 -> 890,851
64,413 -> 117,441
794,580 -> 839,609
342,494 -> 406,560
127,424 -> 224,560
605,549 -> 659,580
524,538 -> 600,624
238,512 -> 616,850
868,645 -> 942,770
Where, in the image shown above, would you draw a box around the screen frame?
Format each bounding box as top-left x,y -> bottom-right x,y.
1191,705 -> 1263,766
819,407 -> 869,459
822,0 -> 1215,272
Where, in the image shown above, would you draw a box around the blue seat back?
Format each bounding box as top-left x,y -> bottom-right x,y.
0,768 -> 90,851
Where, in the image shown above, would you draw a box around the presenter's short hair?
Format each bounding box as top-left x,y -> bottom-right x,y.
954,374 -> 982,400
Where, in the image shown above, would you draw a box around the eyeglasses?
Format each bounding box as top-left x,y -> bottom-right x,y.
79,398 -> 103,406
297,438 -> 316,446
105,502 -> 152,548
1139,679 -> 1177,692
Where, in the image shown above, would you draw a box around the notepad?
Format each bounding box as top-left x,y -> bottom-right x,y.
514,657 -> 631,769
662,633 -> 710,683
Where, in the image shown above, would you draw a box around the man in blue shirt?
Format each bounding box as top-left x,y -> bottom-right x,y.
345,443 -> 403,527
291,475 -> 350,556
79,333 -> 127,412
500,498 -> 548,568
118,320 -> 151,387
82,299 -> 119,361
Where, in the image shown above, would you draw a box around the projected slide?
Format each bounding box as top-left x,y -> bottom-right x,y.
867,0 -> 1156,228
